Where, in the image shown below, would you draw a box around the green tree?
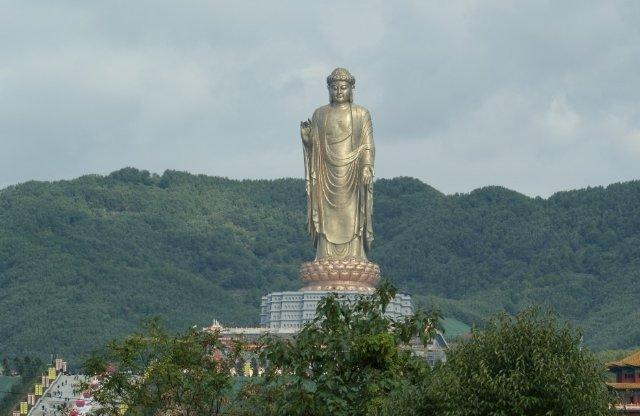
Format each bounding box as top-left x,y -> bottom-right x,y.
83,318 -> 242,416
235,281 -> 441,416
427,308 -> 617,416
0,356 -> 44,415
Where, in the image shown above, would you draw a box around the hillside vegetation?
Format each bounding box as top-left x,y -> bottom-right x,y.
0,168 -> 638,362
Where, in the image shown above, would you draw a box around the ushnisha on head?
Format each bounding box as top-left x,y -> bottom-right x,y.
327,67 -> 355,104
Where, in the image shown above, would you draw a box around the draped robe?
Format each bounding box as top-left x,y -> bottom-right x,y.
303,103 -> 374,261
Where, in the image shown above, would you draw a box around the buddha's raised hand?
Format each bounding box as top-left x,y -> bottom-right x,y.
300,119 -> 312,145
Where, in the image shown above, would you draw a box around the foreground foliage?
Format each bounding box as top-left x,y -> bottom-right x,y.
86,286 -> 616,415
86,283 -> 440,416
236,282 -> 440,416
84,319 -> 240,416
390,309 -> 617,416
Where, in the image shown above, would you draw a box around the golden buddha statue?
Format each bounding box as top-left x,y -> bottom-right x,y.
299,68 -> 379,291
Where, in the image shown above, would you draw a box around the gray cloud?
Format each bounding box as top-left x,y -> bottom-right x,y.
0,1 -> 638,196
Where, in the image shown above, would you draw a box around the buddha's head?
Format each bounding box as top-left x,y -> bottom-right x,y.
327,68 -> 355,104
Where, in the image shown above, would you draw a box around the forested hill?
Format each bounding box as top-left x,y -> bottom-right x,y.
1,168 -> 639,362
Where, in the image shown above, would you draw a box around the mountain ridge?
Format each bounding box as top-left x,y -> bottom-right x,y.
0,167 -> 638,363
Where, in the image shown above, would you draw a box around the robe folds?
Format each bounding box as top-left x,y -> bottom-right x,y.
303,103 -> 374,260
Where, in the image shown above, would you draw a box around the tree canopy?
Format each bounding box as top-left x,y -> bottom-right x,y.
84,286 -> 616,415
429,309 -> 616,415
238,281 -> 440,416
84,318 -> 240,416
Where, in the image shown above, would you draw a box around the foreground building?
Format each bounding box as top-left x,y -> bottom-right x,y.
607,350 -> 640,414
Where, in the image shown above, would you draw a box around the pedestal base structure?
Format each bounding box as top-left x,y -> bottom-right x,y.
260,290 -> 414,330
262,258 -> 412,330
300,258 -> 381,292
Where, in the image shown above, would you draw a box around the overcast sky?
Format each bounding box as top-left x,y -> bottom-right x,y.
1,1 -> 638,197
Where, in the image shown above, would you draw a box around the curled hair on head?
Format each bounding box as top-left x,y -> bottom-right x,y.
326,67 -> 355,87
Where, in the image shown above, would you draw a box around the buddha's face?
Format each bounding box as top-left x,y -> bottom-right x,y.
328,81 -> 352,104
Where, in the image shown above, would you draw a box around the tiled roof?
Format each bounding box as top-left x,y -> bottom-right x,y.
607,382 -> 640,390
607,350 -> 640,369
